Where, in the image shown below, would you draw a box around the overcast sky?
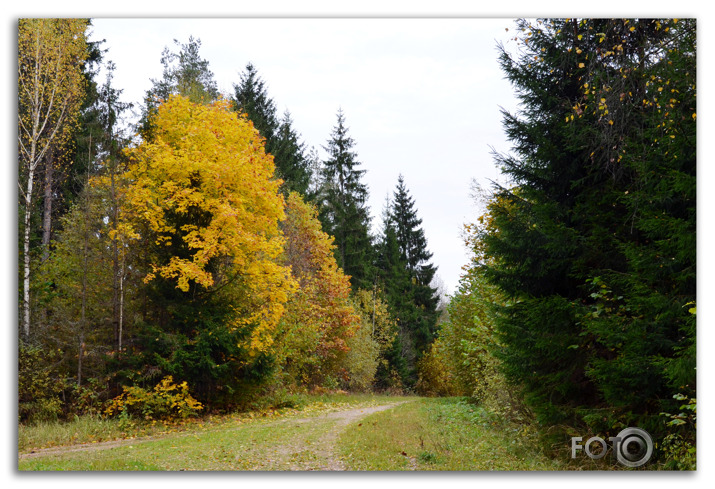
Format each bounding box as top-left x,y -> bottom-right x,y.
86,17 -> 521,296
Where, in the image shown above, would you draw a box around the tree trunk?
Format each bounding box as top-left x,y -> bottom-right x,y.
77,337 -> 84,387
22,169 -> 35,339
41,150 -> 54,262
111,164 -> 120,351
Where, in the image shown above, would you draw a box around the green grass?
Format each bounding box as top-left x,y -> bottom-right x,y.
338,397 -> 565,471
18,392 -> 406,471
18,391 -> 398,453
20,416 -> 329,470
20,394 -> 574,471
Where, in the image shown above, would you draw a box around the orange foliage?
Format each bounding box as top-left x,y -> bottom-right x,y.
277,192 -> 361,384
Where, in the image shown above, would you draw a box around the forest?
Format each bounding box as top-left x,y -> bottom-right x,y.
18,18 -> 695,470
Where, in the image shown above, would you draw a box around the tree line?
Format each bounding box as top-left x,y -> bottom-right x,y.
18,22 -> 439,421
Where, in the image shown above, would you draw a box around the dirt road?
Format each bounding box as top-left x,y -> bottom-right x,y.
19,401 -> 408,471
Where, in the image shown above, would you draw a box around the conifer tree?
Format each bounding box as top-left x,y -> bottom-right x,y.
272,110 -> 312,196
374,177 -> 438,385
318,109 -> 374,290
482,18 -> 696,431
374,215 -> 412,387
232,65 -> 312,196
389,176 -> 439,354
231,63 -> 278,151
140,36 -> 219,138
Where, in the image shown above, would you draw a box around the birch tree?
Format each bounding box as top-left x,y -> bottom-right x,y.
18,18 -> 88,338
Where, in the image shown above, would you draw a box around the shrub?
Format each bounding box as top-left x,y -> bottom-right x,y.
104,376 -> 203,422
18,342 -> 64,423
660,394 -> 696,470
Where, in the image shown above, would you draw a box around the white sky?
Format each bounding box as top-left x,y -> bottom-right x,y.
87,17 -> 521,296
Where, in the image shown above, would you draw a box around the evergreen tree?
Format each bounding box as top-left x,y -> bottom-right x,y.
318,109 -> 374,290
373,214 -> 412,387
232,65 -> 312,196
389,176 -> 439,354
140,36 -> 219,138
150,36 -> 219,104
272,110 -> 312,196
231,63 -> 279,151
482,18 -> 696,432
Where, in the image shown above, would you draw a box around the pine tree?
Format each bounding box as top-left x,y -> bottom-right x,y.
318,109 -> 374,290
140,36 -> 219,138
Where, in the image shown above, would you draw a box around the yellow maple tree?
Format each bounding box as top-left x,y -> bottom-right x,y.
122,95 -> 296,355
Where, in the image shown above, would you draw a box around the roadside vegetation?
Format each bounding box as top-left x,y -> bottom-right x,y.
19,392 -> 397,454
340,397 -> 563,471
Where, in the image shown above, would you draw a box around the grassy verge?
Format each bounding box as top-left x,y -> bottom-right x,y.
18,392 -> 400,455
20,411 -> 336,471
338,397 -> 565,471
19,392 -> 414,470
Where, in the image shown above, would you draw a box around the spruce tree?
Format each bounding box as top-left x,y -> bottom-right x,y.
272,110 -> 312,196
389,175 -> 439,356
231,63 -> 279,152
318,109 -> 374,290
482,18 -> 696,431
232,65 -> 312,196
374,178 -> 439,387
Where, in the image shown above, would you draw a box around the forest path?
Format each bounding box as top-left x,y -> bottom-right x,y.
266,401 -> 409,470
19,400 -> 411,470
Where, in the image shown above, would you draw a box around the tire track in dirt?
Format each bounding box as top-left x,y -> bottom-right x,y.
19,401 -> 410,470
288,402 -> 408,470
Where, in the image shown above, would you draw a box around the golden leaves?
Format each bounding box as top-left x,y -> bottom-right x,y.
122,95 -> 295,354
18,18 -> 89,184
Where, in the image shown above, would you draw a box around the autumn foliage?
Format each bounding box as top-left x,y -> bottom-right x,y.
276,192 -> 361,387
122,95 -> 296,356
